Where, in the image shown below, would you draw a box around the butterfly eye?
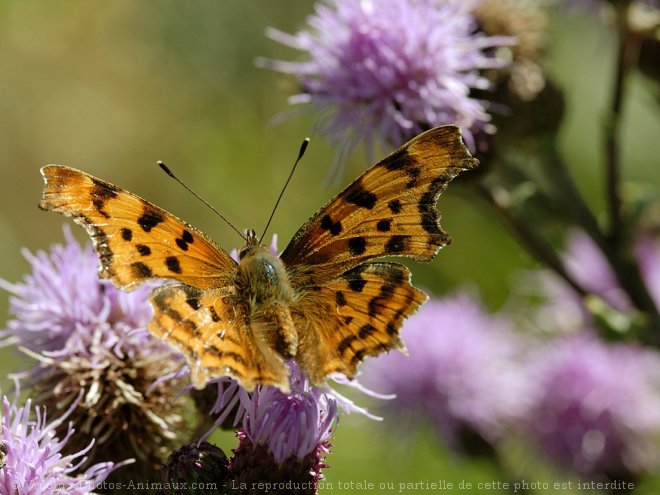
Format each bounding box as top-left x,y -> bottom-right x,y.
238,247 -> 249,260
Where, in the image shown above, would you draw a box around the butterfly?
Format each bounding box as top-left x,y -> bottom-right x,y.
39,125 -> 478,392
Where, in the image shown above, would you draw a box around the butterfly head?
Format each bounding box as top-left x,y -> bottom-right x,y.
238,229 -> 261,260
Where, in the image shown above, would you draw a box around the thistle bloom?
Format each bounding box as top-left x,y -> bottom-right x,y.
229,362 -> 336,493
362,294 -> 529,451
0,228 -> 189,479
1,393 -> 125,495
524,336 -> 660,477
260,0 -> 514,154
0,226 -> 154,354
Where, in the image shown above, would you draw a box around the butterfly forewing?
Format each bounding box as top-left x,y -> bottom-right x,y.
39,165 -> 237,291
280,125 -> 477,287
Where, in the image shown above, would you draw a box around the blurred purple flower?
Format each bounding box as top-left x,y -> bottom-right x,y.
524,335 -> 660,477
362,293 -> 529,451
259,0 -> 514,155
0,226 -> 154,355
0,227 -> 188,477
523,229 -> 660,332
1,392 -> 128,495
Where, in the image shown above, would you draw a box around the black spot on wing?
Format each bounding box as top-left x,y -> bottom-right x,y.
131,261 -> 153,279
338,335 -> 357,356
405,166 -> 421,189
320,214 -> 342,236
175,238 -> 189,251
166,256 -> 182,274
345,185 -> 377,209
358,324 -> 375,339
384,235 -> 408,254
121,228 -> 133,241
376,219 -> 391,232
136,244 -> 151,256
381,147 -> 416,171
388,199 -> 402,214
344,264 -> 368,292
91,179 -> 119,202
335,291 -> 347,307
176,229 -> 195,251
348,237 -> 367,256
90,180 -> 118,219
138,206 -> 165,233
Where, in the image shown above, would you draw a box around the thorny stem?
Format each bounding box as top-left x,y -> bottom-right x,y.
474,182 -> 588,298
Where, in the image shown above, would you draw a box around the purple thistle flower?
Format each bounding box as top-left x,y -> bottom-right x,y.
0,227 -> 190,480
0,226 -> 154,355
523,335 -> 660,477
259,0 -> 514,155
362,293 -> 529,452
239,362 -> 337,464
1,392 -> 128,495
227,363 -> 336,493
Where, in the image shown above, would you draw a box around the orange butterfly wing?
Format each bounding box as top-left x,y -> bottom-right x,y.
39,165 -> 290,391
294,263 -> 427,383
39,165 -> 237,290
282,125 -> 477,382
281,125 -> 477,285
149,284 -> 289,391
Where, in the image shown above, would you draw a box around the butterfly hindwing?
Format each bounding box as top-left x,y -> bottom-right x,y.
39,165 -> 237,291
149,284 -> 289,391
293,262 -> 427,383
281,125 -> 478,287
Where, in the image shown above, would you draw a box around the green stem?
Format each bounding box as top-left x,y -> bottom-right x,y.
605,4 -> 635,247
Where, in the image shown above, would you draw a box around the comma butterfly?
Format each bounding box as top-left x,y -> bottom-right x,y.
39,125 -> 478,392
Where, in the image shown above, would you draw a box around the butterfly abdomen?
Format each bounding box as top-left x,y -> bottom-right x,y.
237,246 -> 298,358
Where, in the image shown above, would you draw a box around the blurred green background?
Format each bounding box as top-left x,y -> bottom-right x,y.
1,1 -> 659,493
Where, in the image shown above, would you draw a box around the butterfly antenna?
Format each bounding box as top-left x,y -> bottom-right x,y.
158,162 -> 247,242
259,138 -> 310,244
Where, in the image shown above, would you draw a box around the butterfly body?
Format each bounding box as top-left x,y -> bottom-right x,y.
236,232 -> 299,359
39,125 -> 478,392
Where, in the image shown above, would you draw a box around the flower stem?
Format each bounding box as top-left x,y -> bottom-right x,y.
605,4 -> 635,247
